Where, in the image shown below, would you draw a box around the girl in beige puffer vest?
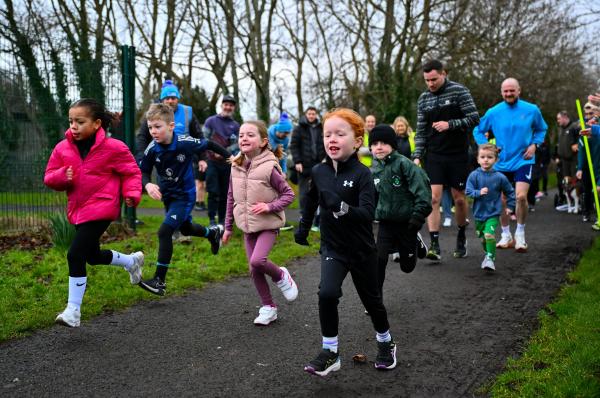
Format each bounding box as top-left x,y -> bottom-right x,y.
222,121 -> 298,326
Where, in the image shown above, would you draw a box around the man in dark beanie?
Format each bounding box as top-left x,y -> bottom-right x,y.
370,124 -> 431,297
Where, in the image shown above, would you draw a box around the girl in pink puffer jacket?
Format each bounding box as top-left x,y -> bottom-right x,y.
44,98 -> 143,328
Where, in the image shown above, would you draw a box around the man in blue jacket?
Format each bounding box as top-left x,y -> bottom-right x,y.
473,78 -> 548,253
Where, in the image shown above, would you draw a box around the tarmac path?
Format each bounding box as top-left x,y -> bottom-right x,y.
0,192 -> 594,397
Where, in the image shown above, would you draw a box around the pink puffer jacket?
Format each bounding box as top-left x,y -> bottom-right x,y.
44,127 -> 142,225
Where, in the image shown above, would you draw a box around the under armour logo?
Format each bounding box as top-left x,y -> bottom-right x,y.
343,180 -> 353,187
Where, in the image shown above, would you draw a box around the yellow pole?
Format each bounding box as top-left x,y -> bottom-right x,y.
576,99 -> 600,228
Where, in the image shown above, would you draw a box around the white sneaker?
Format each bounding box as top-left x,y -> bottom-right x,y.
253,305 -> 277,325
443,217 -> 452,227
496,233 -> 514,249
515,232 -> 528,253
55,305 -> 81,327
481,256 -> 495,271
276,267 -> 298,301
127,251 -> 144,284
555,204 -> 569,212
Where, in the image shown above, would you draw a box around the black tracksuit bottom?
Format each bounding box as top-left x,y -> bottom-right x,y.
318,253 -> 390,337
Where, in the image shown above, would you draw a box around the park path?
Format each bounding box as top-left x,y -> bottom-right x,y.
0,192 -> 594,397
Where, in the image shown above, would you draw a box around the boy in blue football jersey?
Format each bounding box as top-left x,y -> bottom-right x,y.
139,103 -> 231,295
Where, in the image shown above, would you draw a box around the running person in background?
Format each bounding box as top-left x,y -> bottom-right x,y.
44,99 -> 143,327
358,114 -> 376,167
392,116 -> 415,159
268,112 -> 295,231
203,94 -> 240,226
466,144 -> 516,272
577,107 -> 600,228
139,104 -> 231,296
412,59 -> 480,261
294,108 -> 397,376
473,78 -> 547,252
222,121 -> 297,326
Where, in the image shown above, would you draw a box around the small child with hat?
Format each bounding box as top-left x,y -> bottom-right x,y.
370,124 -> 432,294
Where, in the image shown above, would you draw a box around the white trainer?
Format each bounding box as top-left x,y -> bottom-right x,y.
515,232 -> 528,253
55,305 -> 81,327
127,251 -> 144,284
481,256 -> 495,271
276,267 -> 298,301
253,305 -> 277,325
443,217 -> 452,227
496,232 -> 514,249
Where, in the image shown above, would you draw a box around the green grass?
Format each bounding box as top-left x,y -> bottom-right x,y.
0,191 -> 65,206
0,215 -> 318,342
487,236 -> 600,397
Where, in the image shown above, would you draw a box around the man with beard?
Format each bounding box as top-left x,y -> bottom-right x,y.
290,106 -> 326,231
202,94 -> 240,226
473,78 -> 547,253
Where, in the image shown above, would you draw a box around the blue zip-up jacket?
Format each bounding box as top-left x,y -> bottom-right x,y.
577,124 -> 600,184
140,135 -> 230,202
473,99 -> 547,172
268,124 -> 290,173
173,104 -> 193,136
466,167 -> 516,221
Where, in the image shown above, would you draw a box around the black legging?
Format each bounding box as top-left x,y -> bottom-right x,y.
157,221 -> 208,266
67,220 -> 113,277
318,254 -> 390,337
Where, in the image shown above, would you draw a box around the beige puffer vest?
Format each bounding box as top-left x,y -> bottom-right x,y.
231,150 -> 286,233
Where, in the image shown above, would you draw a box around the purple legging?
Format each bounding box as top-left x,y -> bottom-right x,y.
243,230 -> 283,306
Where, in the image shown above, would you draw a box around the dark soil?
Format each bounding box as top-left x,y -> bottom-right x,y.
0,193 -> 595,397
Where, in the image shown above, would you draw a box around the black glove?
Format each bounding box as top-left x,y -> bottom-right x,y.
407,218 -> 423,233
320,189 -> 342,211
294,227 -> 309,246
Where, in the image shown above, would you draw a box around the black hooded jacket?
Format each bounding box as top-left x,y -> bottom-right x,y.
289,116 -> 326,176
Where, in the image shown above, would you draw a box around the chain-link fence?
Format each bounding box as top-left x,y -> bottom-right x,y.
0,38 -> 124,234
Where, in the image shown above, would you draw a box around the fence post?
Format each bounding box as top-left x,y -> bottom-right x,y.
121,45 -> 137,231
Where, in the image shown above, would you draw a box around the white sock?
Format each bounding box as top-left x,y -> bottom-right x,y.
68,276 -> 87,310
516,224 -> 525,234
322,336 -> 338,353
376,330 -> 392,343
110,250 -> 134,269
501,225 -> 511,235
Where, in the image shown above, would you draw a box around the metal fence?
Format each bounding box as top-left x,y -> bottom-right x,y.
0,38 -> 124,234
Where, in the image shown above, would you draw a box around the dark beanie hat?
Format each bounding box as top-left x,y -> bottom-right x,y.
369,124 -> 398,150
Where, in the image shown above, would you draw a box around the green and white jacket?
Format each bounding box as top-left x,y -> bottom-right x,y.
372,151 -> 432,226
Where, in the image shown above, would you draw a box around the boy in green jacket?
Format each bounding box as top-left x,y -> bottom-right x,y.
370,125 -> 432,295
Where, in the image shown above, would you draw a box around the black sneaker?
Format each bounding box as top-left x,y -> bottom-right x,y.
416,233 -> 428,259
207,224 -> 224,255
304,349 -> 340,377
453,234 -> 467,258
194,202 -> 206,211
426,241 -> 441,262
139,276 -> 166,296
375,339 -> 397,370
583,214 -> 591,223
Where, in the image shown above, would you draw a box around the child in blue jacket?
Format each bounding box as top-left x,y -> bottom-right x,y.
466,144 -> 516,271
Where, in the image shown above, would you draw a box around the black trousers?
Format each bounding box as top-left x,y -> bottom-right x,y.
67,220 -> 113,277
376,222 -> 418,293
318,254 -> 390,337
206,160 -> 231,224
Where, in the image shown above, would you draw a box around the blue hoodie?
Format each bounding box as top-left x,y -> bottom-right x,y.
473,99 -> 547,172
466,167 -> 516,221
